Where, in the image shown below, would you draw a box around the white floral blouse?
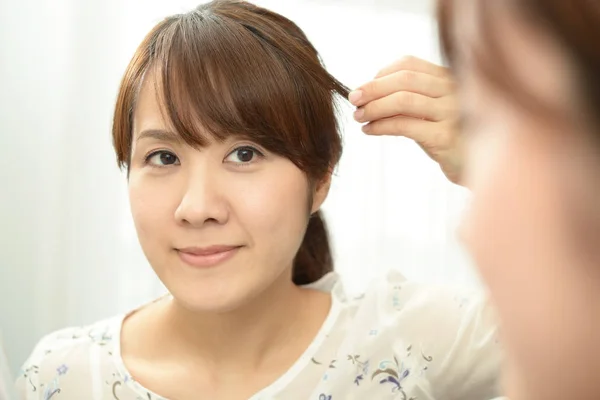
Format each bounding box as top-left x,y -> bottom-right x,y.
16,270 -> 504,399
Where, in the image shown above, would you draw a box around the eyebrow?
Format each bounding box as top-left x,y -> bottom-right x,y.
136,129 -> 182,143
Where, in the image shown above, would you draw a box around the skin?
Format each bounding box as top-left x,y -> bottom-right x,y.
358,5 -> 600,400
120,70 -> 332,400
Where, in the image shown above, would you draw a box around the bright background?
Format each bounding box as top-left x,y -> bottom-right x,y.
0,0 -> 480,374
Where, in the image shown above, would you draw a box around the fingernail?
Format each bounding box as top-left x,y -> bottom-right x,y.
362,124 -> 371,133
353,108 -> 365,121
349,90 -> 363,105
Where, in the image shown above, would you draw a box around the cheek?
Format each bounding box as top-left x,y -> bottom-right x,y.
464,125 -> 562,302
462,121 -> 600,396
460,119 -> 560,344
128,172 -> 176,244
232,165 -> 311,250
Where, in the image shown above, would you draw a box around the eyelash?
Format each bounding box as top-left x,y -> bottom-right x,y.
144,150 -> 179,168
224,145 -> 265,166
143,145 -> 265,168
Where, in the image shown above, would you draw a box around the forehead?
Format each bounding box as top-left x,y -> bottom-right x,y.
132,69 -> 166,134
130,68 -> 248,150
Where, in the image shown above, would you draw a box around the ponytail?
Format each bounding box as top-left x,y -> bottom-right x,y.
292,210 -> 334,285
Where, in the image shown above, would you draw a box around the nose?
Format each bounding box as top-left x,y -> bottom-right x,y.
174,167 -> 229,227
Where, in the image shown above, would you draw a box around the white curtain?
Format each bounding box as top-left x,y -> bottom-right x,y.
0,0 -> 479,374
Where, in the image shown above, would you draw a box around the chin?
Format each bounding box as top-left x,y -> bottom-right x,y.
150,251 -> 290,313
178,294 -> 247,314
171,279 -> 247,313
162,267 -> 269,314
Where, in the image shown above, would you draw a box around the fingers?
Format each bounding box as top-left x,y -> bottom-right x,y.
375,55 -> 449,79
354,91 -> 453,123
362,115 -> 436,143
350,70 -> 452,107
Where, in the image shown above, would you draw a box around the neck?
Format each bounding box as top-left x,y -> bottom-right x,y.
155,271 -> 331,370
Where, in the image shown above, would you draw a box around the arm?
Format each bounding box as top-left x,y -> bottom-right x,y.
14,338 -> 46,400
14,328 -> 76,400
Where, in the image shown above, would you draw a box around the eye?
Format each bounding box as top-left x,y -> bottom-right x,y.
145,150 -> 180,167
224,145 -> 264,164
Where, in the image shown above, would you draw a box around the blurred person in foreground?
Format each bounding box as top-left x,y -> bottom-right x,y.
356,1 -> 600,399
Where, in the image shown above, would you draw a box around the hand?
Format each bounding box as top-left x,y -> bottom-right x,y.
349,56 -> 463,185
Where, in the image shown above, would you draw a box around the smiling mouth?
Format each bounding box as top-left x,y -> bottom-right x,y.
176,245 -> 241,268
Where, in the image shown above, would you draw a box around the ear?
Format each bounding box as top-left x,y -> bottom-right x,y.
310,172 -> 332,214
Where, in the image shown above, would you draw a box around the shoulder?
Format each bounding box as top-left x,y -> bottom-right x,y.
345,271 -> 504,399
345,270 -> 496,327
15,315 -> 123,398
22,315 -> 122,364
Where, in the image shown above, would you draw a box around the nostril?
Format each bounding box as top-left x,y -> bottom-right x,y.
180,217 -> 217,225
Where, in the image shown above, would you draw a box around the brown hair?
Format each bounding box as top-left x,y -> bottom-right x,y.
112,0 -> 349,285
438,0 -> 600,132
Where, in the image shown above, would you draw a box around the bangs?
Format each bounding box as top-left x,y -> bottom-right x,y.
135,4 -> 349,178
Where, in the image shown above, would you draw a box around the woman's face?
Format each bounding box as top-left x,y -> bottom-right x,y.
455,2 -> 600,399
127,71 -> 329,313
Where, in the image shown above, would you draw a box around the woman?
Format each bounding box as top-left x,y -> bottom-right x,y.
16,1 -> 501,399
359,1 -> 600,399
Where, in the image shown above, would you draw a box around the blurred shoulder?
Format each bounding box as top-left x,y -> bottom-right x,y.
349,270 -> 504,399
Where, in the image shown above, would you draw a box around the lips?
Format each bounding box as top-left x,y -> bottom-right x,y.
176,245 -> 241,268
